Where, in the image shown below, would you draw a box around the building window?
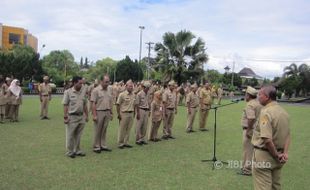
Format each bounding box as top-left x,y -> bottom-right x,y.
9,33 -> 21,44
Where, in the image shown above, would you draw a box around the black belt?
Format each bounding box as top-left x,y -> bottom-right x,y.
243,127 -> 248,130
139,107 -> 150,111
42,95 -> 49,97
122,111 -> 133,113
69,113 -> 83,116
167,108 -> 174,110
97,109 -> 110,112
254,146 -> 283,152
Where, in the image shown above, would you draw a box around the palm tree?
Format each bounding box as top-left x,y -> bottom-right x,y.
283,63 -> 310,96
154,30 -> 208,84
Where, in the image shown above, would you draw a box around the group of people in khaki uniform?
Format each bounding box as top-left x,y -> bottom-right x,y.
0,76 -> 23,123
237,85 -> 290,190
2,73 -> 291,189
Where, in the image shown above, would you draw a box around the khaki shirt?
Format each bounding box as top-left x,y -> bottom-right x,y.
136,90 -> 150,109
252,101 -> 290,149
186,91 -> 199,108
200,88 -> 212,105
90,85 -> 113,111
116,90 -> 136,112
88,84 -> 97,100
241,99 -> 262,128
162,89 -> 177,109
0,84 -> 6,105
151,101 -> 163,122
62,87 -> 87,114
39,83 -> 51,96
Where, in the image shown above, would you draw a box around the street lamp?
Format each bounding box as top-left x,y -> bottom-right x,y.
138,26 -> 145,63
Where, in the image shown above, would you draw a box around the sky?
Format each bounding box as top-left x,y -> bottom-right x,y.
1,0 -> 310,79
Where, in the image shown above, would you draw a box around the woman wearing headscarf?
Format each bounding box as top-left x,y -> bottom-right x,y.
8,79 -> 22,122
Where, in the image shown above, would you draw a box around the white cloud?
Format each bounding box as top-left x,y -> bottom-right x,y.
1,0 -> 309,78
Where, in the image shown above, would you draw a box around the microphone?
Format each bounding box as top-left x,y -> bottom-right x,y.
231,98 -> 244,103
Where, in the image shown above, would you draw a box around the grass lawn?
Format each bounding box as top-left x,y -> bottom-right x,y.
0,97 -> 309,190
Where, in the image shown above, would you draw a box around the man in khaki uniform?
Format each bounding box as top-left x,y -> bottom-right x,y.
186,83 -> 199,133
116,80 -> 136,149
4,77 -> 11,119
88,79 -> 99,113
162,80 -> 177,139
238,86 -> 262,176
62,76 -> 89,158
252,85 -> 290,190
135,81 -> 151,145
39,76 -> 52,120
0,77 -> 6,123
199,82 -> 212,131
217,85 -> 223,105
91,76 -> 113,153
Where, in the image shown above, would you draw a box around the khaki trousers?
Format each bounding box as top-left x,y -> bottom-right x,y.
163,109 -> 175,136
118,112 -> 134,146
252,149 -> 283,190
242,129 -> 253,173
186,107 -> 198,131
9,104 -> 19,121
66,115 -> 85,154
149,120 -> 161,140
5,103 -> 11,118
93,111 -> 111,150
199,106 -> 210,129
135,109 -> 149,142
41,96 -> 49,117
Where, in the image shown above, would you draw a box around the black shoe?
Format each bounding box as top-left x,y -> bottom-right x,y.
155,138 -> 162,142
101,147 -> 112,152
199,128 -> 209,132
190,130 -> 196,132
75,152 -> 86,157
136,142 -> 143,145
168,136 -> 175,139
67,154 -> 75,158
141,141 -> 148,145
45,117 -> 50,120
93,149 -> 101,154
237,170 -> 252,176
118,145 -> 125,149
124,144 -> 133,148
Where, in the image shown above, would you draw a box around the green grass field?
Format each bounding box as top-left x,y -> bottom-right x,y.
0,97 -> 309,190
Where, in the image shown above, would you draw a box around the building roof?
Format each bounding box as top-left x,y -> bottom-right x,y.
238,67 -> 263,79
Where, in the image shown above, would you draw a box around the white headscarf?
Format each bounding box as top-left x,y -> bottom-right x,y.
8,79 -> 21,97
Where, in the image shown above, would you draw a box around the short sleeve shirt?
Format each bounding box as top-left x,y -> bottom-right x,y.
62,87 -> 87,114
116,90 -> 136,112
186,91 -> 199,108
252,101 -> 290,149
162,89 -> 176,109
241,99 -> 262,128
90,85 -> 112,111
136,90 -> 150,109
39,83 -> 51,95
200,88 -> 212,105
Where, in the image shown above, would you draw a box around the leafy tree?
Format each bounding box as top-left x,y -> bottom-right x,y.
283,63 -> 310,96
0,45 -> 43,83
222,72 -> 242,87
279,75 -> 302,98
115,56 -> 143,82
41,50 -> 79,86
154,30 -> 208,84
85,57 -> 117,81
205,69 -> 222,83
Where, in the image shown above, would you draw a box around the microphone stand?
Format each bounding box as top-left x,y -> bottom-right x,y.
201,100 -> 240,169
